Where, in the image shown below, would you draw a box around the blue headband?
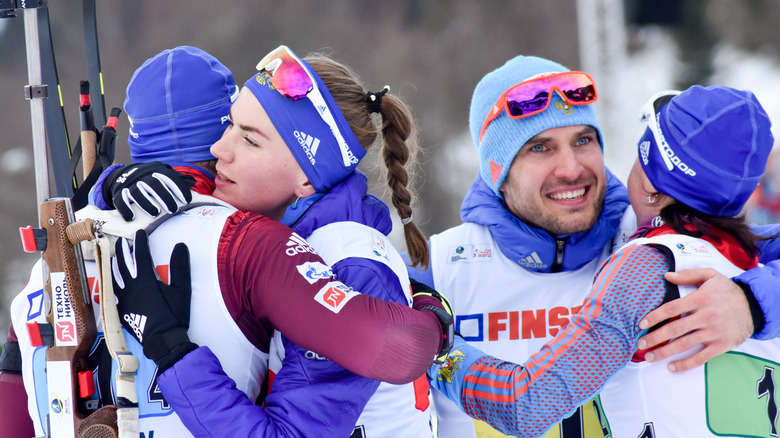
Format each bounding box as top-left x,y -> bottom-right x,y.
243,60 -> 366,192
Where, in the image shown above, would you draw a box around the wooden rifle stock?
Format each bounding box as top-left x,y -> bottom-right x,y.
39,199 -> 117,438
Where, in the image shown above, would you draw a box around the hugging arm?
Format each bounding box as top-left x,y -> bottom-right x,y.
429,245 -> 669,437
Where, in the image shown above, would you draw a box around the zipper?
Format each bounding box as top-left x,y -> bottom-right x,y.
551,237 -> 567,273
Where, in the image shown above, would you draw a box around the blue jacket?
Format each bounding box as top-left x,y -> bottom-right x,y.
163,171 -> 407,437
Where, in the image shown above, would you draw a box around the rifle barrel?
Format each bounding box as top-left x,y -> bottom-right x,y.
23,7 -> 49,214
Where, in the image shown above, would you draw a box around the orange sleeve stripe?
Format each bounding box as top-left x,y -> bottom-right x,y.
462,387 -> 516,403
469,363 -> 514,377
464,367 -> 522,390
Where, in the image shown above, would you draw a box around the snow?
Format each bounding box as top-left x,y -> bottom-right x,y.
1,147 -> 32,175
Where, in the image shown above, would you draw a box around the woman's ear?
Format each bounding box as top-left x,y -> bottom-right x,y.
296,179 -> 317,199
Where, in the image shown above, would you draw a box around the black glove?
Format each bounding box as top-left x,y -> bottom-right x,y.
103,162 -> 196,221
411,279 -> 454,364
112,229 -> 197,372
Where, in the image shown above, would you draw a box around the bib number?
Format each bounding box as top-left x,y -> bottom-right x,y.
705,351 -> 779,437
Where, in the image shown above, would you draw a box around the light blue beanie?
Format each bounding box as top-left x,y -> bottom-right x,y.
469,55 -> 603,197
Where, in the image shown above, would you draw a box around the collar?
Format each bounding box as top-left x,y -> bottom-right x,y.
643,223 -> 758,271
460,168 -> 629,273
288,171 -> 392,239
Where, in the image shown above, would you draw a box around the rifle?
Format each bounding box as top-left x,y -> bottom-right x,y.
9,1 -> 122,436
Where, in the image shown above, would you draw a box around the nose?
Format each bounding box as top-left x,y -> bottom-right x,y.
210,128 -> 232,162
553,145 -> 585,180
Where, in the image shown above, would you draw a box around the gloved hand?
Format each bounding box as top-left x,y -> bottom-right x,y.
112,229 -> 197,372
411,279 -> 454,364
103,162 -> 195,221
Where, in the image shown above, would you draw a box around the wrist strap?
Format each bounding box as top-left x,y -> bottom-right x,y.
419,305 -> 454,363
144,327 -> 192,362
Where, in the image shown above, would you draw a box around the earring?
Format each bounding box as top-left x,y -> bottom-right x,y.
647,194 -> 658,204
291,196 -> 300,209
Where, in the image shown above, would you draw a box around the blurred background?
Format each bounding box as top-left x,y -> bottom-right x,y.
3,0 -> 780,341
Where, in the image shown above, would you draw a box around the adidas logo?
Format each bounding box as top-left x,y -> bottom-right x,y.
294,130 -> 320,165
115,167 -> 138,184
489,160 -> 503,185
639,140 -> 651,165
316,104 -> 327,115
124,313 -> 147,342
519,251 -> 547,269
285,232 -> 317,257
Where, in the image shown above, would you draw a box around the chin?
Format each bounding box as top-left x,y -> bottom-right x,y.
553,210 -> 601,235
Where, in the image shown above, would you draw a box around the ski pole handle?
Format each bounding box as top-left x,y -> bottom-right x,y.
80,80 -> 97,181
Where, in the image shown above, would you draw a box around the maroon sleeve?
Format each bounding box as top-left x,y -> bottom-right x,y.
0,373 -> 33,438
7,324 -> 18,343
218,211 -> 441,384
0,324 -> 35,438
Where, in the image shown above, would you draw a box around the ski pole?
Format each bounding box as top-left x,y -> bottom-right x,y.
37,2 -> 76,197
82,0 -> 106,127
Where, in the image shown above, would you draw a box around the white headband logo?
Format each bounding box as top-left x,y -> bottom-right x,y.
651,114 -> 696,177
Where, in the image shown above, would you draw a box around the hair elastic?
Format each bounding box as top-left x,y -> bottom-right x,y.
367,85 -> 390,114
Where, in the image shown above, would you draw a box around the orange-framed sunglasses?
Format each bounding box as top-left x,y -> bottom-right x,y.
479,71 -> 598,142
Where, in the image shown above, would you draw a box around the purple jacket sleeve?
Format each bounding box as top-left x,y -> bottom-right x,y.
734,259 -> 780,340
87,163 -> 125,209
159,347 -> 297,437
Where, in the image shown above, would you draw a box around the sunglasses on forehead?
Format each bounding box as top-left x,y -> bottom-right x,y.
256,45 -> 357,166
479,71 -> 598,143
639,90 -> 682,172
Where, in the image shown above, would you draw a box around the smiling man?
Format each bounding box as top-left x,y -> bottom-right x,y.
406,55 -> 633,437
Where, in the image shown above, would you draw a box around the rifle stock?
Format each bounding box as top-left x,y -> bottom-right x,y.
39,199 -> 117,438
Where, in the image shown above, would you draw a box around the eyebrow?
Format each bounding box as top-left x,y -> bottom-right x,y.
525,126 -> 597,145
230,108 -> 270,140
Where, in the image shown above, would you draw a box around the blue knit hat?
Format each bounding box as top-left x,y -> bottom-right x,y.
638,85 -> 773,217
469,55 -> 602,197
124,46 -> 239,163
